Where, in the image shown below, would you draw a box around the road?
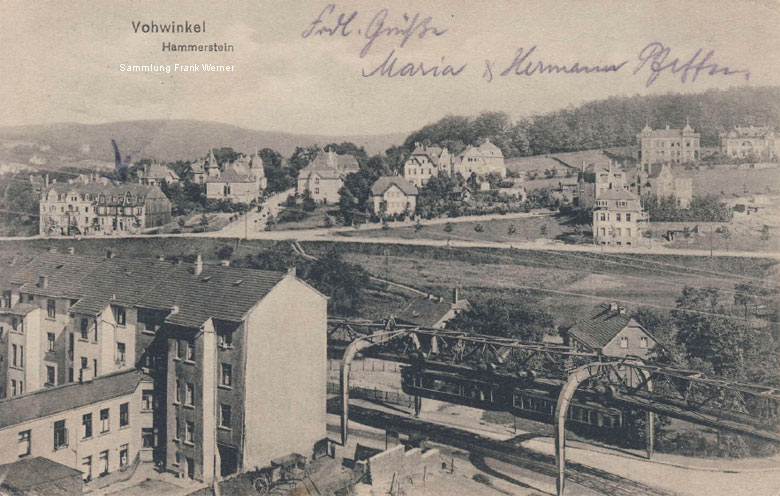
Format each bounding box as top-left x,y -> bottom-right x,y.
2,201 -> 779,260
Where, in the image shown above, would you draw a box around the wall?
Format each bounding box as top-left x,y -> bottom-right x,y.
242,275 -> 327,470
0,383 -> 144,484
601,323 -> 655,359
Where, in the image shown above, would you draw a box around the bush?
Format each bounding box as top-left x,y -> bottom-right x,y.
474,223 -> 484,233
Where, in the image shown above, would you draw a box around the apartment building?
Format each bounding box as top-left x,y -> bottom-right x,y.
592,188 -> 645,246
0,251 -> 328,484
403,143 -> 453,187
38,181 -> 172,236
720,125 -> 780,160
368,176 -> 419,216
0,369 -> 153,487
296,150 -> 360,203
636,122 -> 700,166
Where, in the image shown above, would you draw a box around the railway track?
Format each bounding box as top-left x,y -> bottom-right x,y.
330,400 -> 674,496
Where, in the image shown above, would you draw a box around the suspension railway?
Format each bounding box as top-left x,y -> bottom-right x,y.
327,318 -> 780,495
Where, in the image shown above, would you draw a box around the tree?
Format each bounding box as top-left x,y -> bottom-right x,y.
414,220 -> 423,232
323,215 -> 334,228
216,245 -> 234,261
474,223 -> 484,233
507,224 -> 517,235
761,225 -> 770,241
448,298 -> 555,341
306,250 -> 370,316
301,190 -> 316,212
443,222 -> 453,233
539,224 -> 548,237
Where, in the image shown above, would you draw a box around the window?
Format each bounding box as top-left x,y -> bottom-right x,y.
113,306 -> 126,326
100,408 -> 110,433
626,228 -> 632,237
640,336 -> 648,349
119,444 -> 129,468
175,413 -> 181,440
117,342 -> 126,363
47,299 -> 56,319
221,364 -> 232,387
620,336 -> 629,349
175,382 -> 182,404
120,402 -> 129,427
47,332 -> 55,351
69,367 -> 74,383
218,332 -> 232,349
99,450 -> 109,476
142,428 -> 155,448
142,389 -> 153,410
186,383 -> 194,406
616,213 -> 621,222
82,413 -> 93,439
177,340 -> 185,360
626,213 -> 631,222
599,213 -> 606,221
186,341 -> 195,361
11,379 -> 16,396
82,456 -> 92,482
80,319 -> 89,340
220,404 -> 232,428
54,420 -> 68,449
185,421 -> 194,443
18,430 -> 31,458
12,344 -> 17,367
46,366 -> 55,386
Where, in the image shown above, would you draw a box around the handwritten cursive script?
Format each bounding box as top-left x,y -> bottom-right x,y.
483,46 -> 628,82
634,42 -> 750,87
301,4 -> 447,58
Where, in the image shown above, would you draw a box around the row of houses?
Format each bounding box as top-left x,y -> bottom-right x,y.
0,250 -> 327,485
403,140 -> 507,188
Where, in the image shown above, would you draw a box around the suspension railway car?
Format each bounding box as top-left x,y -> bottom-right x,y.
401,366 -> 627,438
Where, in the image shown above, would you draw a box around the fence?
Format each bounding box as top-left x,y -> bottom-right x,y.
327,382 -> 415,409
328,358 -> 402,373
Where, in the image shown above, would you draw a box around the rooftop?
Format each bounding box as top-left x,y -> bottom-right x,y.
0,457 -> 82,490
0,369 -> 147,430
567,303 -> 634,350
370,176 -> 418,196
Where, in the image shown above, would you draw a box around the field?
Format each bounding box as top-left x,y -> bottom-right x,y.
275,204 -> 335,230
682,166 -> 780,197
2,238 -> 775,330
339,214 -> 591,245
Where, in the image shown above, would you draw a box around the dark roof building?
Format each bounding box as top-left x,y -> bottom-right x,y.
0,457 -> 82,496
566,303 -> 657,359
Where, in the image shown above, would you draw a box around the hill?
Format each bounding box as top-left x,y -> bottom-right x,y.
0,120 -> 406,168
401,86 -> 780,158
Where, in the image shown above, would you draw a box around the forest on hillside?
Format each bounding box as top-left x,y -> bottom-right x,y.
399,86 -> 780,159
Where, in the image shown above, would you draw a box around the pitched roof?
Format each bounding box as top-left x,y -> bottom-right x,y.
12,253 -> 105,299
370,176 -> 418,196
309,150 -> 360,172
0,457 -> 82,490
597,188 -> 639,201
299,167 -> 342,180
0,369 -> 146,429
637,127 -> 697,138
140,163 -> 179,180
205,165 -> 255,184
136,265 -> 287,328
394,298 -> 454,327
69,258 -> 179,316
567,303 -> 635,350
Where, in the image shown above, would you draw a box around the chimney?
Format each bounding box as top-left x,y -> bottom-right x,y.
170,305 -> 180,315
665,124 -> 670,130
157,255 -> 165,261
44,174 -> 49,187
39,274 -> 49,288
220,259 -> 230,267
106,249 -> 115,259
194,254 -> 203,276
618,306 -> 626,316
581,160 -> 585,173
66,247 -> 75,255
452,288 -> 460,304
287,266 -> 296,277
609,301 -> 618,312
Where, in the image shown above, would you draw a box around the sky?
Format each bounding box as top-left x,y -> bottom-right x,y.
1,0 -> 779,136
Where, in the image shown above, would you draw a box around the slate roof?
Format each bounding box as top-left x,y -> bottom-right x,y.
298,167 -> 342,180
3,303 -> 38,316
205,166 -> 255,184
309,151 -> 360,172
370,176 -> 418,196
136,265 -> 287,328
69,258 -> 178,316
0,369 -> 146,429
12,253 -> 104,299
567,303 -> 633,350
6,253 -> 292,329
637,127 -> 697,138
0,457 -> 82,490
597,188 -> 639,201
